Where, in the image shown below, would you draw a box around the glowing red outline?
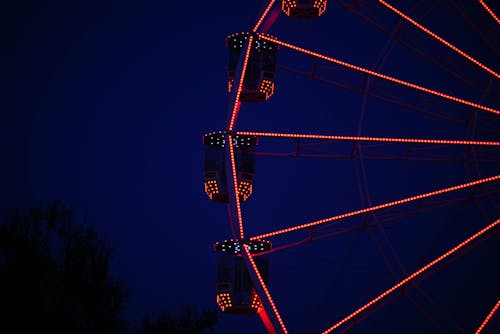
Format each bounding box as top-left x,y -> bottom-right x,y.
250,174 -> 500,240
257,34 -> 500,116
253,0 -> 276,32
379,0 -> 499,78
236,131 -> 500,146
228,135 -> 245,239
479,0 -> 500,25
228,36 -> 254,131
259,308 -> 278,334
243,246 -> 288,333
322,217 -> 500,333
475,299 -> 500,334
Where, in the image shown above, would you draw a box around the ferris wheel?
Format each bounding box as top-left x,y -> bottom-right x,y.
203,1 -> 500,333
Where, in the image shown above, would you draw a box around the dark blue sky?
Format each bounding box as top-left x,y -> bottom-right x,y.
1,1 -> 499,333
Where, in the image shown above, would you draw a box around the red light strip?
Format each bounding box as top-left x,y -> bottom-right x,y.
228,36 -> 254,131
475,299 -> 500,334
243,246 -> 288,333
379,0 -> 499,78
479,0 -> 500,25
236,131 -> 500,147
259,308 -> 279,334
253,0 -> 276,32
322,217 -> 500,333
228,135 -> 245,239
251,174 -> 500,240
257,34 -> 500,116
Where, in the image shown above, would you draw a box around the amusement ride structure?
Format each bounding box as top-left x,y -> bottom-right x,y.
203,1 -> 500,333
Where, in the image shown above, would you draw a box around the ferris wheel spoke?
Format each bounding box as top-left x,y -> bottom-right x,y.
257,34 -> 500,116
239,130 -> 500,166
321,217 -> 500,333
258,183 -> 500,255
250,174 -> 500,240
378,0 -> 499,79
478,0 -> 500,26
242,246 -> 289,334
474,299 -> 500,334
236,131 -> 500,147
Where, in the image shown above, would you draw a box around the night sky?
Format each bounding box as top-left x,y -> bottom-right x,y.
1,1 -> 500,333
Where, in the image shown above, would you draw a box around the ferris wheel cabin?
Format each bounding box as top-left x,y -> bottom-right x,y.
203,132 -> 258,203
282,0 -> 328,18
215,240 -> 272,314
227,33 -> 278,102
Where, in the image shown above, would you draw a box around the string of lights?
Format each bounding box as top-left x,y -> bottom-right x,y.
236,131 -> 500,146
257,34 -> 500,116
478,0 -> 500,25
251,174 -> 500,240
322,217 -> 500,333
474,299 -> 500,334
378,0 -> 499,78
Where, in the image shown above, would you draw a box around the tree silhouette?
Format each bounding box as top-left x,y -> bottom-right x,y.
137,306 -> 218,334
0,201 -> 127,334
